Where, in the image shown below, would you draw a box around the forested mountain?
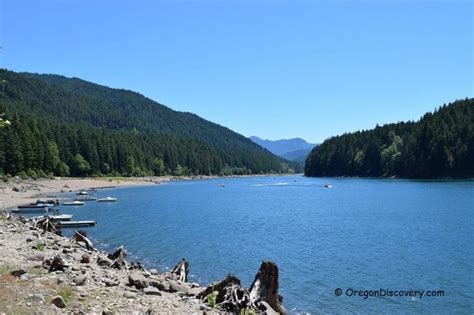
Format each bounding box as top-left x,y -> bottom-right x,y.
305,99 -> 474,178
0,69 -> 296,177
250,136 -> 316,159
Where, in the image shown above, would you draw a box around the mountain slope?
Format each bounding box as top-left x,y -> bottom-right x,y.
305,99 -> 474,178
281,149 -> 313,163
250,136 -> 316,159
0,69 -> 294,177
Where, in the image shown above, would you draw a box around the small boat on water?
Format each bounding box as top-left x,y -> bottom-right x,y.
32,199 -> 60,207
219,183 -> 226,187
324,184 -> 333,188
76,191 -> 88,196
97,197 -> 117,202
57,220 -> 96,228
62,200 -> 85,206
32,214 -> 73,221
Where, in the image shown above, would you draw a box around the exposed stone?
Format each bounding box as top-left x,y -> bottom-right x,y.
28,293 -> 45,303
123,291 -> 137,299
51,295 -> 66,308
103,278 -> 119,287
10,269 -> 27,278
168,280 -> 190,294
74,275 -> 87,286
62,248 -> 73,254
149,268 -> 158,275
143,287 -> 162,296
129,272 -> 149,289
49,255 -> 67,272
81,254 -> 91,263
68,301 -> 82,310
28,253 -> 45,262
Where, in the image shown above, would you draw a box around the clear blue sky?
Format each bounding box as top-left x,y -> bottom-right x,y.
1,0 -> 472,143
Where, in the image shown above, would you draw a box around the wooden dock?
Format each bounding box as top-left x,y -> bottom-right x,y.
57,221 -> 96,228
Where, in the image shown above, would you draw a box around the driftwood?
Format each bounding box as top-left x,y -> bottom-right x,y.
171,258 -> 189,282
249,261 -> 286,314
108,245 -> 128,269
73,230 -> 94,251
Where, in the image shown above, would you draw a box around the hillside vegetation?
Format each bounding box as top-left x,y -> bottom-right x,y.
0,69 -> 296,178
305,99 -> 473,178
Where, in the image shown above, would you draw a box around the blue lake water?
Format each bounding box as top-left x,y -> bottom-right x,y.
56,176 -> 473,314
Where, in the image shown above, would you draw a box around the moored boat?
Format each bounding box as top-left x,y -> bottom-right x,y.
97,197 -> 117,202
62,200 -> 85,206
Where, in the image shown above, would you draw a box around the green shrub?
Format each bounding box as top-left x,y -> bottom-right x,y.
57,287 -> 74,304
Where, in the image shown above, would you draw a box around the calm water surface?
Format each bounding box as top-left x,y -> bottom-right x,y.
58,176 -> 473,314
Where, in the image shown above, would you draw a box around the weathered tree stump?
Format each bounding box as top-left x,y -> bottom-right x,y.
171,258 -> 189,282
197,274 -> 242,300
108,245 -> 128,269
73,230 -> 94,251
249,261 -> 286,314
34,217 -> 56,234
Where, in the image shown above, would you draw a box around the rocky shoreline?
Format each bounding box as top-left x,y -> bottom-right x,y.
0,180 -> 287,314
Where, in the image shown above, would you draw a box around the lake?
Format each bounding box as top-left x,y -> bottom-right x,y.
59,176 -> 474,314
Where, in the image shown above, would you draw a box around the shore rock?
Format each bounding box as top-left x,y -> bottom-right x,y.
51,295 -> 66,308
143,287 -> 162,296
97,255 -> 113,267
49,255 -> 67,272
129,272 -> 149,289
74,275 -> 87,285
168,280 -> 191,294
81,253 -> 91,263
123,291 -> 137,299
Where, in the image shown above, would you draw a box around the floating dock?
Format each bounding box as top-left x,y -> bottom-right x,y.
74,196 -> 97,201
57,221 -> 96,228
11,207 -> 50,213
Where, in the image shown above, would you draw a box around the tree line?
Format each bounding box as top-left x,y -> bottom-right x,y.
305,99 -> 474,178
0,69 -> 297,178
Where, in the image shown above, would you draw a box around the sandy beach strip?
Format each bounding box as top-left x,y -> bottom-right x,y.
0,176 -> 193,210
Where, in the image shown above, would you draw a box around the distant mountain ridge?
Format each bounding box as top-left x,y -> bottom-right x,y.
250,136 -> 317,162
